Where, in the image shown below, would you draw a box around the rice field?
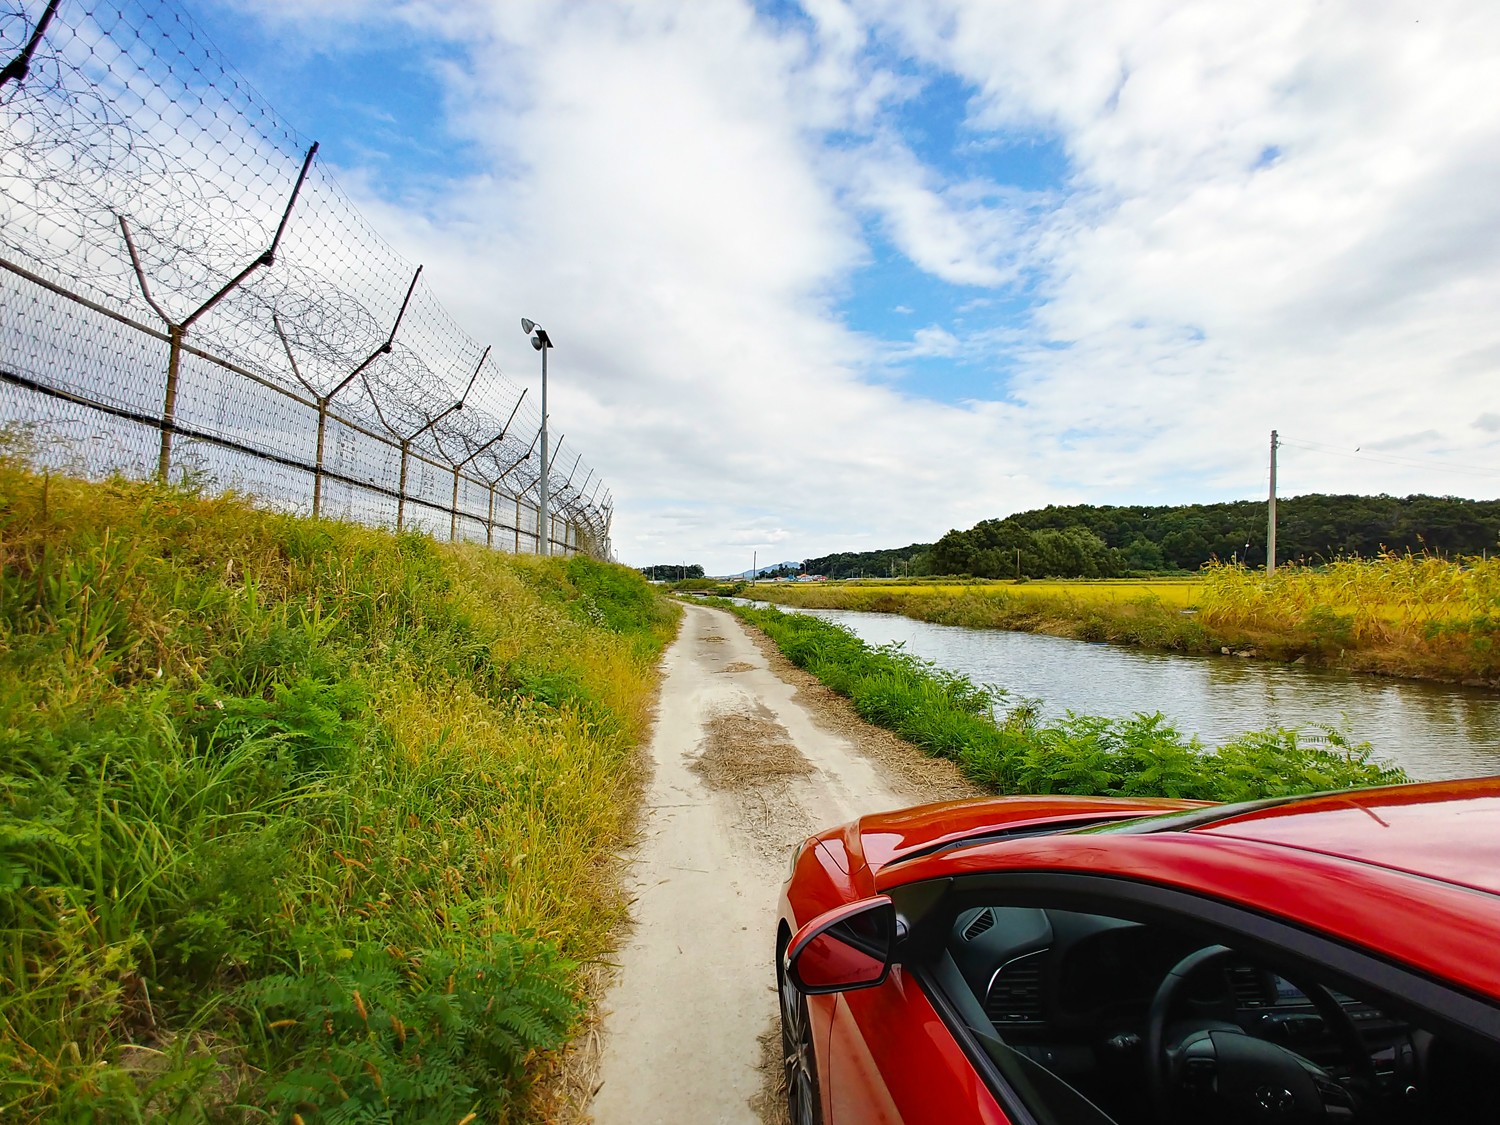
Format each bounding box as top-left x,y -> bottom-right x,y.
747,557 -> 1500,684
1198,555 -> 1500,636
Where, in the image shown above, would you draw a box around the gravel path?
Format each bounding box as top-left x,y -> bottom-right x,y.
585,603 -> 977,1124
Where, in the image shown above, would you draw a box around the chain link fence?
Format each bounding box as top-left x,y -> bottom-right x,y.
0,0 -> 612,557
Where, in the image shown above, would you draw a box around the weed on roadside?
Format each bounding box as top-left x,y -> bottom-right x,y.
0,460 -> 677,1122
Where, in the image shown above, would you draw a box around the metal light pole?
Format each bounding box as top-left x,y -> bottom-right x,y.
522,318 -> 554,555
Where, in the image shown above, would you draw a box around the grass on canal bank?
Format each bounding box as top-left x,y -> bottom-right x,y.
0,459 -> 677,1123
746,560 -> 1500,686
718,601 -> 1406,802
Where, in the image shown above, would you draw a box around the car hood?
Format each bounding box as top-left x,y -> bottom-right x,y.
1196,777 -> 1500,897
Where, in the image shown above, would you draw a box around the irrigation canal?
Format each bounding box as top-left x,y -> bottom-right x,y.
734,600 -> 1500,782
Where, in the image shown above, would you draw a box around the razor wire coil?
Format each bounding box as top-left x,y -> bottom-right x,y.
0,0 -> 612,556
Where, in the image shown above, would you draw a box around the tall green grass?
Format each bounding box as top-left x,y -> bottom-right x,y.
727,603 -> 1405,801
0,458 -> 676,1122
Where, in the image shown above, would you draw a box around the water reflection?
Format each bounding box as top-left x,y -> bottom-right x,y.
735,600 -> 1500,782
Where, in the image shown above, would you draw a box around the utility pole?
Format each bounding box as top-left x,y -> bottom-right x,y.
753,550 -> 756,586
1267,429 -> 1279,576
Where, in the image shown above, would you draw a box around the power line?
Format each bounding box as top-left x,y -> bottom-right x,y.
1278,436 -> 1500,481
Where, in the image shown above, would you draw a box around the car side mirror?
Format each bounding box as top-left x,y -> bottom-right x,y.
785,896 -> 896,995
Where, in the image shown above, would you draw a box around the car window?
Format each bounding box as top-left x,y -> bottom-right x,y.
922,897 -> 1500,1125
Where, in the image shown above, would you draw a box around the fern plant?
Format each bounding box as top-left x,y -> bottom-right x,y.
249,937 -> 579,1123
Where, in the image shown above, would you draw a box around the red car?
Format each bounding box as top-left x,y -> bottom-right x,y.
776,778 -> 1500,1124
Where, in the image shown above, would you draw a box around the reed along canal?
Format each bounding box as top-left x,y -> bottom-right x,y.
738,601 -> 1500,781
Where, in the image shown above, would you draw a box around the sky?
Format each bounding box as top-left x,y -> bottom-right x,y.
182,0 -> 1500,573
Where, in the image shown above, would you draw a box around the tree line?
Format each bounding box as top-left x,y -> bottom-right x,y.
639,563 -> 705,581
801,544 -> 933,579
802,494 -> 1500,580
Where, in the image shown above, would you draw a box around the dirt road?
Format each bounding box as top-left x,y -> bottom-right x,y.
586,602 -> 974,1124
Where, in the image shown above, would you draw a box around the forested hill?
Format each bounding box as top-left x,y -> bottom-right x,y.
930,494 -> 1500,578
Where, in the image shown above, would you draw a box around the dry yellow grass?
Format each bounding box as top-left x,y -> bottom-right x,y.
754,577 -> 1201,610
1198,556 -> 1500,636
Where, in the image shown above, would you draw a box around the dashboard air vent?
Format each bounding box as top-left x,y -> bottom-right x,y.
1229,966 -> 1271,1008
985,950 -> 1047,1025
963,909 -> 996,941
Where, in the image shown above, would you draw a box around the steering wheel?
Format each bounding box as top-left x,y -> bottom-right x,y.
1145,945 -> 1378,1122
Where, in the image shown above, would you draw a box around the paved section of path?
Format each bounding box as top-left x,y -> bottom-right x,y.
587,603 -> 916,1124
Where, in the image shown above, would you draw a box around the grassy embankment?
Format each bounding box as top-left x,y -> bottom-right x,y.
745,559 -> 1500,684
0,461 -> 677,1122
719,601 -> 1405,801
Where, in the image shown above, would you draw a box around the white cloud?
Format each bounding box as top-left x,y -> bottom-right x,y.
246,0 -> 1500,568
844,135 -> 1041,287
315,1 -> 1038,569
1363,431 -> 1443,452
896,325 -> 961,359
865,0 -> 1500,499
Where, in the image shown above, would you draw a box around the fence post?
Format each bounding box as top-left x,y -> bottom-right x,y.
486,485 -> 496,548
313,400 -> 329,516
515,496 -> 521,553
396,440 -> 410,531
450,466 -> 460,542
158,324 -> 183,481
124,143 -> 318,486
0,0 -> 60,90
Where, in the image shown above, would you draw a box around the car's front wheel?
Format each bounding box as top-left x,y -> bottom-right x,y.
780,944 -> 823,1125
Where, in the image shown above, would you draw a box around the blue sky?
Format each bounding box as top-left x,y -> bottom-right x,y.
182,6 -> 485,197
173,1 -> 1500,570
188,1 -> 1072,408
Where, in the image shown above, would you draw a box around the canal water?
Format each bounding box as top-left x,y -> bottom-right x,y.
735,600 -> 1500,782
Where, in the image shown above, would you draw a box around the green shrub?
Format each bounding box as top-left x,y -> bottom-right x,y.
251,936 -> 577,1123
